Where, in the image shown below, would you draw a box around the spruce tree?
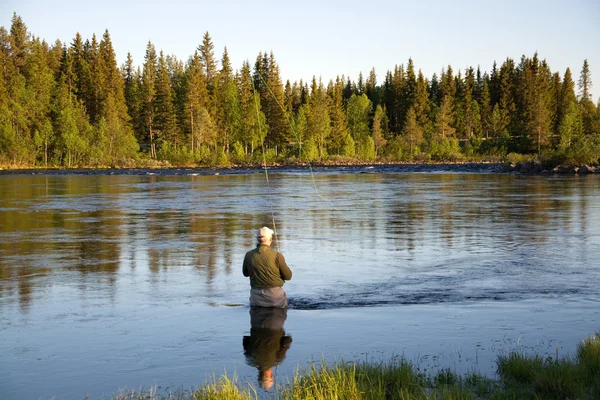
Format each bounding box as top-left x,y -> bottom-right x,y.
578,59 -> 596,135
578,59 -> 592,102
141,41 -> 157,158
154,51 -> 178,150
185,52 -> 209,154
97,30 -> 138,162
198,32 -> 217,95
328,76 -> 350,155
28,38 -> 55,165
480,80 -> 492,139
216,47 -> 241,155
8,13 -> 28,75
401,58 -> 417,126
306,77 -> 330,160
122,52 -> 143,143
259,52 -> 287,151
413,70 -> 431,135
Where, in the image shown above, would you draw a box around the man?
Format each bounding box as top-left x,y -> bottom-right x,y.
242,227 -> 292,308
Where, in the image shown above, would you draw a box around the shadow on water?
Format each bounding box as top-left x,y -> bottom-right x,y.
243,307 -> 292,391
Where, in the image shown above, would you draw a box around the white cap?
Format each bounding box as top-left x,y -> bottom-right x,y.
258,226 -> 274,240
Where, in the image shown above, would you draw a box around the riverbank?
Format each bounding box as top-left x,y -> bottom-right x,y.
0,162 -> 504,176
109,333 -> 600,399
2,160 -> 599,176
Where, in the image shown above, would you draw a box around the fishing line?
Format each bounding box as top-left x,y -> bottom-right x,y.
251,76 -> 279,252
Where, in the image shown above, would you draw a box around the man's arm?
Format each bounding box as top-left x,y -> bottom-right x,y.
242,253 -> 250,277
276,253 -> 292,281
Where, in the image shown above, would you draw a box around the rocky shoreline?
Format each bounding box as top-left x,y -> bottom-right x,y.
501,161 -> 599,175
0,161 -> 598,176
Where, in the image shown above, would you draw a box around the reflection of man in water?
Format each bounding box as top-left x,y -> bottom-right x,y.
243,306 -> 292,390
242,227 -> 292,308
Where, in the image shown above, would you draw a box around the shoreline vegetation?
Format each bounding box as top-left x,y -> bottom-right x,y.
1,160 -> 599,176
2,14 -> 600,173
105,333 -> 600,400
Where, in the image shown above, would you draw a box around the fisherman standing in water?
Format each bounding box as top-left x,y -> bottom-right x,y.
243,227 -> 292,308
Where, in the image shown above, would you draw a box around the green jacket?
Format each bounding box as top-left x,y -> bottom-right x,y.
242,245 -> 292,288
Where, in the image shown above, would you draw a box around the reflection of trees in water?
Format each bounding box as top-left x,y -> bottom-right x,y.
0,176 -> 125,311
384,174 -> 581,253
0,173 -> 594,312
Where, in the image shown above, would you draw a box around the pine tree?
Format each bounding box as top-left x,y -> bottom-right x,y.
141,41 -> 157,158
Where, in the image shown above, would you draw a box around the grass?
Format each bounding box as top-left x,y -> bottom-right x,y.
98,333 -> 600,400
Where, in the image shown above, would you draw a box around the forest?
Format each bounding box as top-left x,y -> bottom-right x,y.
1,13 -> 599,169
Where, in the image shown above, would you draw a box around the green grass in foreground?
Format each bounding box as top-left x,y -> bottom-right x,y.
108,333 -> 600,400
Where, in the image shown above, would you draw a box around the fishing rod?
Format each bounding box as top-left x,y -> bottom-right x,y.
251,73 -> 279,252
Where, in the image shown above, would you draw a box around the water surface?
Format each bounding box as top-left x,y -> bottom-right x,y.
1,167 -> 599,399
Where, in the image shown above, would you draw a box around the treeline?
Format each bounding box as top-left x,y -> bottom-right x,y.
1,13 -> 600,168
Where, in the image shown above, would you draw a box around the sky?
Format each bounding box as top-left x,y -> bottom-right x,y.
2,0 -> 600,101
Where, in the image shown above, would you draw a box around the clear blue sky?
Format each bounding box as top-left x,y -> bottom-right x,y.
2,0 -> 599,101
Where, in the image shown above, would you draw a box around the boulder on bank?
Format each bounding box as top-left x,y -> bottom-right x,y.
553,164 -> 579,174
517,160 -> 543,174
578,164 -> 597,174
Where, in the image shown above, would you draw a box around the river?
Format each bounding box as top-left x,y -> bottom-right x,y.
1,165 -> 599,399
